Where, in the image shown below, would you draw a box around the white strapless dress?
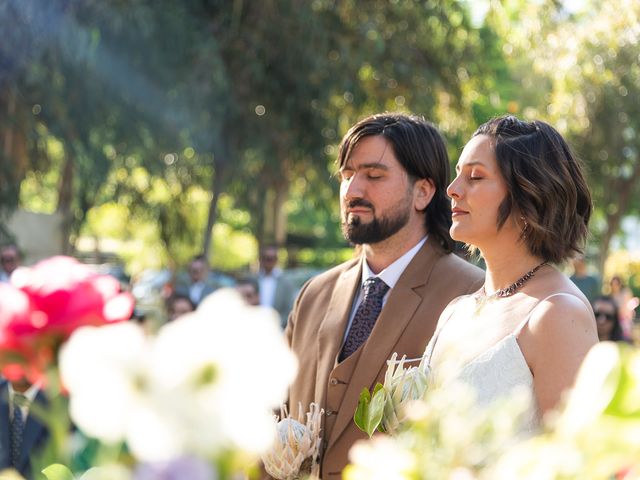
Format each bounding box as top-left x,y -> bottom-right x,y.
421,294 -> 580,435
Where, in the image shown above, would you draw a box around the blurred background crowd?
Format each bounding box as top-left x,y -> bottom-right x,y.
2,241 -> 639,346
1,0 -> 640,333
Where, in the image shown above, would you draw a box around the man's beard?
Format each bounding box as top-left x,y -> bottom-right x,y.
341,200 -> 412,245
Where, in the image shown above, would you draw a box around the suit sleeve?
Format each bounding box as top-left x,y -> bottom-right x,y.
284,275 -> 313,348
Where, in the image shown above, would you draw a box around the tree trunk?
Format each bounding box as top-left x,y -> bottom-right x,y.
57,150 -> 75,255
203,161 -> 226,260
3,91 -> 15,159
262,187 -> 276,245
274,179 -> 289,247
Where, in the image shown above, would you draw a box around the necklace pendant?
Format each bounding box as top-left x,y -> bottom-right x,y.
473,293 -> 493,315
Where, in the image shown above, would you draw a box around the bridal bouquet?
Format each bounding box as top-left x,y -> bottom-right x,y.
354,353 -> 429,437
345,342 -> 640,479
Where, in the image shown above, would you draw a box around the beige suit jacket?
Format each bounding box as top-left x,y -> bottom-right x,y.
284,237 -> 484,478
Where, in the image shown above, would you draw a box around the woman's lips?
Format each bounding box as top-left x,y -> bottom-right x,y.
451,207 -> 469,217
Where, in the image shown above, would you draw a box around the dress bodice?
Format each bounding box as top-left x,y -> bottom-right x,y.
422,294 -> 582,434
448,330 -> 539,433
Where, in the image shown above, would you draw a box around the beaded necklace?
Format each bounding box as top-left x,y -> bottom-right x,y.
474,261 -> 547,313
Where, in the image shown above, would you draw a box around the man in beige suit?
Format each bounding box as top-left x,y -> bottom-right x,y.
284,113 -> 484,478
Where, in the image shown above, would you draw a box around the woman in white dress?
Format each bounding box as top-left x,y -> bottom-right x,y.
424,116 -> 598,427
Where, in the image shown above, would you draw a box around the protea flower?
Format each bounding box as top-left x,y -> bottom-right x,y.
381,353 -> 429,434
262,402 -> 323,480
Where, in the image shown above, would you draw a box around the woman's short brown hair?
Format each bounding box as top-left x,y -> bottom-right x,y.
474,116 -> 592,264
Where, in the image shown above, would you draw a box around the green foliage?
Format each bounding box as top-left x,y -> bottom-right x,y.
41,464 -> 75,480
487,0 -> 640,267
354,383 -> 386,438
2,0 -> 639,271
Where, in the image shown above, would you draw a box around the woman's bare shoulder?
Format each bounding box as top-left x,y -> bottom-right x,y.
522,279 -> 598,359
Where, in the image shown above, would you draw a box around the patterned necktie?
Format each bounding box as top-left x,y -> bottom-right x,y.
11,393 -> 27,468
339,277 -> 390,362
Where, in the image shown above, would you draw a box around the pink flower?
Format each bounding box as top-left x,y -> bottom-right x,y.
0,256 -> 134,383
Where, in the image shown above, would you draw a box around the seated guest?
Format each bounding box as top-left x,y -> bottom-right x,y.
609,275 -> 637,339
0,376 -> 49,479
569,254 -> 600,303
166,293 -> 196,322
593,295 -> 631,343
236,277 -> 260,306
256,245 -> 297,328
0,244 -> 21,283
175,254 -> 218,307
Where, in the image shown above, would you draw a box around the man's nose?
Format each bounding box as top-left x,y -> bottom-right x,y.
342,174 -> 365,200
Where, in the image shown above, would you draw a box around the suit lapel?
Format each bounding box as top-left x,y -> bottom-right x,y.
327,239 -> 442,449
20,389 -> 47,469
314,260 -> 361,405
0,382 -> 10,468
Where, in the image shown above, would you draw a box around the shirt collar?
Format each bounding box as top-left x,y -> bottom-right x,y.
8,382 -> 40,405
260,267 -> 282,279
361,236 -> 428,289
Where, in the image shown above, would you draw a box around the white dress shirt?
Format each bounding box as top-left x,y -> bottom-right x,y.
259,267 -> 282,308
189,282 -> 206,305
8,382 -> 39,421
342,236 -> 428,342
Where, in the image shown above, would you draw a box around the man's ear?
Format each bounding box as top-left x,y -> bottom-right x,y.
414,178 -> 436,211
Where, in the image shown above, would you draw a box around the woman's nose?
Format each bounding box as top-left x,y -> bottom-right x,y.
447,176 -> 461,199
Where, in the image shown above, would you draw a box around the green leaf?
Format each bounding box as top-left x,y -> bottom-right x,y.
41,464 -> 76,480
366,385 -> 387,437
604,345 -> 640,419
372,382 -> 385,396
354,383 -> 388,438
354,387 -> 372,434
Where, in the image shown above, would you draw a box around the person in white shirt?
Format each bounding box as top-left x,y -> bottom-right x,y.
174,254 -> 218,307
257,245 -> 297,329
0,244 -> 21,283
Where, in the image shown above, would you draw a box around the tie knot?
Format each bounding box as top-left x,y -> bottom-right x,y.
363,277 -> 389,298
13,393 -> 28,409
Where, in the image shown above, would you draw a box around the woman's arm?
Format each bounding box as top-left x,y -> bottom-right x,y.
521,294 -> 598,416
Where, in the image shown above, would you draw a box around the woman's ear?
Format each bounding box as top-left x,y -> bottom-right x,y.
414,178 -> 436,211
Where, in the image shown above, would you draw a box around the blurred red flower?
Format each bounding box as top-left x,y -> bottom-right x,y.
0,256 -> 134,383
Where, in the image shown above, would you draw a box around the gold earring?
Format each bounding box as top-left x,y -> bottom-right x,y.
520,216 -> 529,238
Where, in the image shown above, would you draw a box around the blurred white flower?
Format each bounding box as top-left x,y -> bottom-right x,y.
344,435 -> 415,480
489,437 -> 583,480
60,322 -> 151,443
60,288 -> 298,463
346,342 -> 640,480
79,464 -> 133,480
